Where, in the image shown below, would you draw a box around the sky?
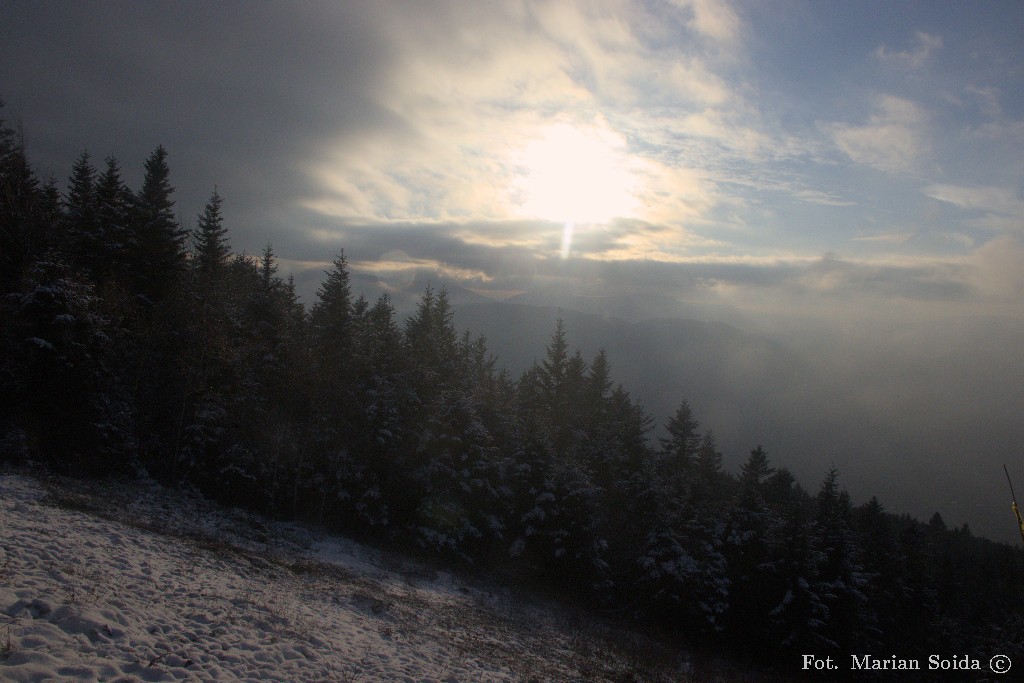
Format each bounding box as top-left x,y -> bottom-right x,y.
3,0 -> 1024,542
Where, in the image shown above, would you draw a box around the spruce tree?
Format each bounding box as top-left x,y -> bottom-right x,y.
39,176 -> 62,235
403,284 -> 459,398
259,241 -> 278,290
0,99 -> 13,162
1,258 -> 135,473
311,249 -> 353,359
854,496 -> 908,651
428,286 -> 459,375
193,188 -> 229,277
0,113 -> 47,294
767,473 -> 821,653
695,430 -> 723,484
537,319 -> 585,456
64,151 -> 98,266
131,145 -> 185,301
741,444 -> 774,486
307,250 -> 356,499
811,467 -> 869,652
462,331 -> 497,397
661,399 -> 700,472
539,318 -> 569,415
93,156 -> 134,283
723,446 -> 783,658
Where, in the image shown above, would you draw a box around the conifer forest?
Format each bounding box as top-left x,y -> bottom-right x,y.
1,101 -> 1022,671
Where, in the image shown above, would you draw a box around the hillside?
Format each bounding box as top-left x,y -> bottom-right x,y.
0,471 -> 766,683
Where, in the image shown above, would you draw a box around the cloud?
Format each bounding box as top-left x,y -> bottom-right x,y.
924,184 -> 1024,217
297,211 -> 1003,315
850,232 -> 914,244
792,253 -> 971,302
966,235 -> 1024,303
4,0 -> 796,268
924,184 -> 1024,233
971,118 -> 1024,142
352,254 -> 493,284
0,2 -> 402,249
966,85 -> 1003,119
874,31 -> 943,69
671,0 -> 742,46
290,0 -> 764,254
830,95 -> 930,173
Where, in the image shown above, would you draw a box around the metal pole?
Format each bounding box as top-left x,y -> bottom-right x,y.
1004,464 -> 1024,546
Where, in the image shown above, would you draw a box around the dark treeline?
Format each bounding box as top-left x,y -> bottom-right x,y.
2,102 -> 1022,671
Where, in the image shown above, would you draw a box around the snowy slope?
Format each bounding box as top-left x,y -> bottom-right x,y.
0,472 -> 748,682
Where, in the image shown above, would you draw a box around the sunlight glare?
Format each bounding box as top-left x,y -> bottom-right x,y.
561,221 -> 574,259
513,122 -> 640,229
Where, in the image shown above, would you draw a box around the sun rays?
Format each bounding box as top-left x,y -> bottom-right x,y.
510,121 -> 641,258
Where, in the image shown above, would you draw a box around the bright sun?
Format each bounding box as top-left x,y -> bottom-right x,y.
512,122 -> 639,239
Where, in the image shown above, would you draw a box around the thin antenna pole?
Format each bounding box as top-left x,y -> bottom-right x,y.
1004,464 -> 1024,546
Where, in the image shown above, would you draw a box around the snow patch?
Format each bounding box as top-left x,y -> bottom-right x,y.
0,473 -> 693,681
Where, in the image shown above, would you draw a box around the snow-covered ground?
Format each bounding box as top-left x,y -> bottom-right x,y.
0,470 -> 748,682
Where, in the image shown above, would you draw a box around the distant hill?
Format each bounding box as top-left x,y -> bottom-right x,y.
341,272 -> 496,317
503,284 -> 751,325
